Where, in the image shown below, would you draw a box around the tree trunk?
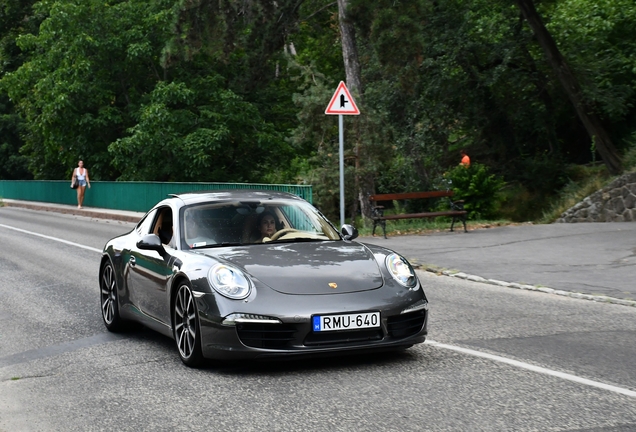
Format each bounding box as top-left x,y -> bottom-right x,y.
337,0 -> 374,223
513,0 -> 622,174
337,0 -> 362,100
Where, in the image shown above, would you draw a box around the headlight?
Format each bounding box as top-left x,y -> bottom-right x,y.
386,253 -> 417,288
208,264 -> 252,299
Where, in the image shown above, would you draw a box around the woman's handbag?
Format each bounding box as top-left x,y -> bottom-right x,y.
71,175 -> 79,189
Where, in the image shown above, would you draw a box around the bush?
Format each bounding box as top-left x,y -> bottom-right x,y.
444,163 -> 505,219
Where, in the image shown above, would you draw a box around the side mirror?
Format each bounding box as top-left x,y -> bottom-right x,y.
341,224 -> 359,241
136,234 -> 182,269
137,234 -> 165,253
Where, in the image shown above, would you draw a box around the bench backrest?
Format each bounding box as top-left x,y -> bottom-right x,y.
369,190 -> 453,202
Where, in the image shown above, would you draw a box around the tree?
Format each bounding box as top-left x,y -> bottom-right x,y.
513,0 -> 623,174
336,0 -> 362,96
2,0 -> 175,179
0,0 -> 41,179
108,77 -> 287,182
2,0 -> 302,182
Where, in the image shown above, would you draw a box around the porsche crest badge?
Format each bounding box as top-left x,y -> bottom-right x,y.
328,283 -> 338,289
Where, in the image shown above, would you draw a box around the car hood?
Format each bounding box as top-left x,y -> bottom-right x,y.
203,241 -> 384,295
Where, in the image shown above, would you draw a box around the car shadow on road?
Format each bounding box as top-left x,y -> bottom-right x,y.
207,344 -> 444,376
120,325 -> 441,375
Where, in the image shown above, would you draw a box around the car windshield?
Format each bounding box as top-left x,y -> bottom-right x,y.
180,198 -> 341,249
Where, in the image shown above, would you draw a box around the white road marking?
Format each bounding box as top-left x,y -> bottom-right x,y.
0,223 -> 102,253
426,340 -> 636,398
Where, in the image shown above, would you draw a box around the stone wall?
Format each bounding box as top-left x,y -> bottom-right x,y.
556,172 -> 636,223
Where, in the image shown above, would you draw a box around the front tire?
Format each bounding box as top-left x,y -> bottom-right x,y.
173,282 -> 204,367
100,261 -> 126,332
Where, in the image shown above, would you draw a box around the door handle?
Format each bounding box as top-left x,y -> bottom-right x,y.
129,256 -> 136,267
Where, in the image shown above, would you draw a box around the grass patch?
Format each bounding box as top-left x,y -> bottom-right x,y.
538,164 -> 611,223
497,184 -> 550,222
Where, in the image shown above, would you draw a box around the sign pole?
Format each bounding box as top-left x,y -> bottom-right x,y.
324,81 -> 360,228
339,114 -> 345,227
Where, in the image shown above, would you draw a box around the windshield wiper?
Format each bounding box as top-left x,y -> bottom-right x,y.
267,238 -> 326,244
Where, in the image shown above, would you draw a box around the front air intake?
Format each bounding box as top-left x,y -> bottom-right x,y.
236,323 -> 297,349
387,310 -> 426,339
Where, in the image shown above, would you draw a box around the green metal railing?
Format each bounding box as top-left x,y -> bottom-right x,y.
0,181 -> 312,213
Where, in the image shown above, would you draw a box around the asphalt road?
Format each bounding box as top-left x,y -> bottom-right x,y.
1,206 -> 635,431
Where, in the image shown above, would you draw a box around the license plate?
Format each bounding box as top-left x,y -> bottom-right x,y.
312,312 -> 380,332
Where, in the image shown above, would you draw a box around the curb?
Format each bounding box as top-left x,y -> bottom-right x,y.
418,266 -> 636,308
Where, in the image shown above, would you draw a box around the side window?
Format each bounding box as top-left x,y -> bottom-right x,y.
136,209 -> 157,236
151,206 -> 175,248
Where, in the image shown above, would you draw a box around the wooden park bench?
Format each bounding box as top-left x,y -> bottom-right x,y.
369,190 -> 467,239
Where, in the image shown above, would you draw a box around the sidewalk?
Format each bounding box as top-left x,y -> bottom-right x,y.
1,199 -> 145,223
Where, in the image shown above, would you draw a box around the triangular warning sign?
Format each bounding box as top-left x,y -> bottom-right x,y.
325,81 -> 360,115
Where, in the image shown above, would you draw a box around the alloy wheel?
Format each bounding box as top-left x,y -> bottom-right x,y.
174,283 -> 202,365
100,261 -> 125,331
100,263 -> 117,325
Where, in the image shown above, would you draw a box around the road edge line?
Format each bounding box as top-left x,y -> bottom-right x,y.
0,223 -> 102,253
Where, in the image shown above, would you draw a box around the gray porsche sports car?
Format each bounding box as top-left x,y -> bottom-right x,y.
99,190 -> 429,367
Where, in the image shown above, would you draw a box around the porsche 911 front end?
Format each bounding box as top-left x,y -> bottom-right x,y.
190,242 -> 429,361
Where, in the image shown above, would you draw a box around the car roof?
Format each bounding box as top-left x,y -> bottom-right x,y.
168,189 -> 304,206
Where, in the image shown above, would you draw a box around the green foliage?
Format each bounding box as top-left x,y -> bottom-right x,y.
546,0 -> 636,123
1,0 -> 305,183
445,163 -> 505,219
514,153 -> 569,195
2,0 -> 176,179
109,77 -> 288,182
0,0 -> 40,180
0,95 -> 31,179
497,180 -> 570,222
348,0 -> 563,196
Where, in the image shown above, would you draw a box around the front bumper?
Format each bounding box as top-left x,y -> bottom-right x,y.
195,290 -> 429,360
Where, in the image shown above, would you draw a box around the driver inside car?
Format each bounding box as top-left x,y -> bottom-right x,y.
256,211 -> 278,243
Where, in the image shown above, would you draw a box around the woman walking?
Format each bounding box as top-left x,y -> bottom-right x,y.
71,160 -> 91,209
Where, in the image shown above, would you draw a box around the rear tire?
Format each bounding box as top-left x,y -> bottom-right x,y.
173,282 -> 204,367
100,261 -> 126,332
